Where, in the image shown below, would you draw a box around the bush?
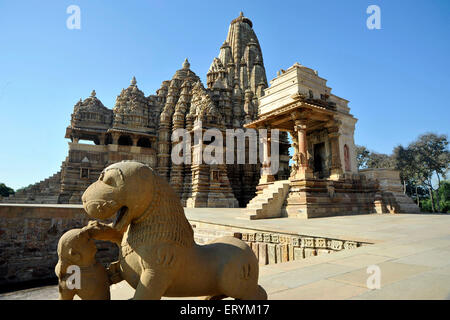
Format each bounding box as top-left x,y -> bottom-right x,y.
420,199 -> 433,213
420,181 -> 450,213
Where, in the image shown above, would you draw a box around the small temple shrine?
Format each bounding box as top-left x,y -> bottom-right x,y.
244,63 -> 419,219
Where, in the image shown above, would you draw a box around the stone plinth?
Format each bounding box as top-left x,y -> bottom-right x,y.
284,176 -> 380,219
359,169 -> 420,213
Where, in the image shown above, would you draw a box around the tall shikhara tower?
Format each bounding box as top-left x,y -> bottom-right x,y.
156,12 -> 289,207
2,13 -> 290,207
156,12 -> 270,207
205,12 -> 282,206
207,12 -> 267,104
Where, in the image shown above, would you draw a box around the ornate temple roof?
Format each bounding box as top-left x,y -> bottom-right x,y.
113,77 -> 148,114
170,58 -> 200,82
71,90 -> 112,129
73,90 -> 107,113
159,59 -> 202,125
112,77 -> 161,133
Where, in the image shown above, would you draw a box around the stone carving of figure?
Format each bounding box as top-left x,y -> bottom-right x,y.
290,137 -> 300,178
290,153 -> 299,178
54,224 -> 121,300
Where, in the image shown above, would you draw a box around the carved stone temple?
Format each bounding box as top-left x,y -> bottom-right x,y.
2,13 -> 290,207
244,63 -> 420,219
2,13 -> 418,215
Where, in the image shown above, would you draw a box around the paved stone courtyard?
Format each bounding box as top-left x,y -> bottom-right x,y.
1,212 -> 449,300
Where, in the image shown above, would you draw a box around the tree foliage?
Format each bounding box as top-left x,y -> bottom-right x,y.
0,183 -> 15,197
409,133 -> 449,212
356,145 -> 370,169
366,152 -> 395,169
421,181 -> 450,213
357,133 -> 449,213
355,145 -> 394,169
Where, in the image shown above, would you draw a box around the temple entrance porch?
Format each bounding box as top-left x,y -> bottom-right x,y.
239,61 -> 401,219
244,96 -> 379,220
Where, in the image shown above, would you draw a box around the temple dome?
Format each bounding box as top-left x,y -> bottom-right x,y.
112,77 -> 156,131
171,58 -> 200,82
71,90 -> 112,129
113,77 -> 148,115
157,59 -> 202,124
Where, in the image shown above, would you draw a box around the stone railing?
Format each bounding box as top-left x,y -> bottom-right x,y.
191,222 -> 368,266
238,232 -> 366,265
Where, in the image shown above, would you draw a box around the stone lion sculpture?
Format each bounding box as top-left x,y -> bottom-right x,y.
81,161 -> 267,300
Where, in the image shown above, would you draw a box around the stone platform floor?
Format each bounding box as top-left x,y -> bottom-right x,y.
1,211 -> 450,300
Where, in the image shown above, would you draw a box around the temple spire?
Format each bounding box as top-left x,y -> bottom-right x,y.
182,58 -> 190,69
90,90 -> 96,97
130,76 -> 137,86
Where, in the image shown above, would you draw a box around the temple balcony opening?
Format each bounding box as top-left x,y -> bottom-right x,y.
137,137 -> 152,148
118,135 -> 133,146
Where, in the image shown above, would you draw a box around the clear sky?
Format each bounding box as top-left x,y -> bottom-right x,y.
0,0 -> 449,190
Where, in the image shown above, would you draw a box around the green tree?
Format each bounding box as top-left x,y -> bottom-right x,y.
421,181 -> 450,213
366,152 -> 395,169
393,145 -> 410,194
438,181 -> 450,213
0,183 -> 15,197
356,145 -> 370,169
356,145 -> 394,170
392,144 -> 423,202
411,133 -> 449,212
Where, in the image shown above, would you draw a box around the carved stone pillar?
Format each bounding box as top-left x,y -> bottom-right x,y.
293,120 -> 313,179
295,121 -> 307,166
258,127 -> 275,184
111,133 -> 119,145
99,135 -> 106,145
132,137 -> 139,147
327,125 -> 343,180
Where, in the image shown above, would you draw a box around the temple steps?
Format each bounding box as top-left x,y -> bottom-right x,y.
2,171 -> 62,204
243,180 -> 290,220
380,191 -> 421,213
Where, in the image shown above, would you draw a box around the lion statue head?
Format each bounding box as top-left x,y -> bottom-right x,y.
82,161 -> 193,247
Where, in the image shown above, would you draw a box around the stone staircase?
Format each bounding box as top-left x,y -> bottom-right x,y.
360,168 -> 420,213
380,191 -> 421,213
2,171 -> 61,204
243,180 -> 290,220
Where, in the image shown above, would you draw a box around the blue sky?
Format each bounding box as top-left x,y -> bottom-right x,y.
0,0 -> 449,190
